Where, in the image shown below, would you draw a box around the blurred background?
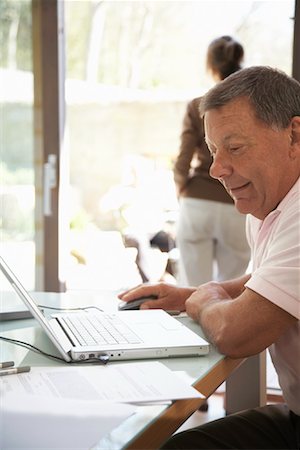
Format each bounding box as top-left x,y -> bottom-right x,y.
0,0 -> 297,291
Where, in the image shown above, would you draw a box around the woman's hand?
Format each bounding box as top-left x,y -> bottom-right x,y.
118,282 -> 195,312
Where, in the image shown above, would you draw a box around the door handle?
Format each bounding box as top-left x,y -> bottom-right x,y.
43,154 -> 57,216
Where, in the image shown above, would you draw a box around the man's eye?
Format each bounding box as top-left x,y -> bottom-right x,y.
229,146 -> 242,153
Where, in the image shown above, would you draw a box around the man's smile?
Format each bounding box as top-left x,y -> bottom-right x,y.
227,182 -> 251,197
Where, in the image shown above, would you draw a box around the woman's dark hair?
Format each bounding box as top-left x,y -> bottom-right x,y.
207,35 -> 244,80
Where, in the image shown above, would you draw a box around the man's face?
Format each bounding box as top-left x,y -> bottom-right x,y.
204,97 -> 298,219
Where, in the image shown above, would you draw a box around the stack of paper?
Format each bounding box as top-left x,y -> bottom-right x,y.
0,361 -> 203,449
0,396 -> 135,450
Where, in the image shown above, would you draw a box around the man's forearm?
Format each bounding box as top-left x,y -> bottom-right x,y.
219,273 -> 251,298
185,275 -> 252,355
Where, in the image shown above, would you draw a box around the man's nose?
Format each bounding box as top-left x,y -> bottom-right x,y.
209,153 -> 232,180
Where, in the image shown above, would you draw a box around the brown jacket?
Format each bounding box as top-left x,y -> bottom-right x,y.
173,97 -> 233,204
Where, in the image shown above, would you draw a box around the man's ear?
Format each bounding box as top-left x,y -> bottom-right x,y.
290,116 -> 300,158
290,116 -> 300,145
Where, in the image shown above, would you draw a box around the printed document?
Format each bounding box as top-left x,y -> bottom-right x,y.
0,361 -> 203,403
0,361 -> 203,449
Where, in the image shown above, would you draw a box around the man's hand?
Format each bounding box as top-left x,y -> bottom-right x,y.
185,280 -> 297,358
118,282 -> 195,312
185,282 -> 231,322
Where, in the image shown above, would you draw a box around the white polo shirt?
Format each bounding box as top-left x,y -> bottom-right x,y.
245,177 -> 300,415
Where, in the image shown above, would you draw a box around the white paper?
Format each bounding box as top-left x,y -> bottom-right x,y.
0,394 -> 135,450
0,361 -> 203,403
0,362 -> 203,449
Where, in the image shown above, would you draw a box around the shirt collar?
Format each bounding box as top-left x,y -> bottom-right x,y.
275,177 -> 300,213
256,177 -> 300,230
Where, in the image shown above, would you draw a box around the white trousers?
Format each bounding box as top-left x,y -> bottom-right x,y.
176,198 -> 251,286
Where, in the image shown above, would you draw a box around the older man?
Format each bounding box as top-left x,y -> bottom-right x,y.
119,66 -> 300,449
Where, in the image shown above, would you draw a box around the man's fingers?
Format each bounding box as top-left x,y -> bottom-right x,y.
119,285 -> 159,302
140,299 -> 163,310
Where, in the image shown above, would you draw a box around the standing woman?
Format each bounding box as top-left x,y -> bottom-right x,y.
174,36 -> 250,287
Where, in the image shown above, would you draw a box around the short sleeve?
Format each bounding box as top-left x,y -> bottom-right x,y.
245,196 -> 300,319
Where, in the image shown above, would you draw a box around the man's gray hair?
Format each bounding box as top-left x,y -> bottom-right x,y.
200,66 -> 300,129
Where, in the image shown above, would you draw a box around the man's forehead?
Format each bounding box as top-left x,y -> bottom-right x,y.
204,99 -> 255,137
204,111 -> 245,138
204,97 -> 253,121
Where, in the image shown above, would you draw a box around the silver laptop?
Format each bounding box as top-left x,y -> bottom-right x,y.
0,256 -> 209,362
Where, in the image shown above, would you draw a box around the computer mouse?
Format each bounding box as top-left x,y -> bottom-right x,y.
118,295 -> 158,311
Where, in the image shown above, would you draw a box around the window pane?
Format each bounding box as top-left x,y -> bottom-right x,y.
0,0 -> 35,289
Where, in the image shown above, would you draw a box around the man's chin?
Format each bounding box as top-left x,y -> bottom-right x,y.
233,198 -> 252,215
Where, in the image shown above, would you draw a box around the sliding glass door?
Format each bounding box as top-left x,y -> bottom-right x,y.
1,0 -> 36,289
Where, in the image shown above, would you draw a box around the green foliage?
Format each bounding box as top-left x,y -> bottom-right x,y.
1,103 -> 34,170
0,199 -> 34,240
0,0 -> 32,70
70,209 -> 91,231
0,163 -> 34,240
0,162 -> 33,185
65,0 -> 91,79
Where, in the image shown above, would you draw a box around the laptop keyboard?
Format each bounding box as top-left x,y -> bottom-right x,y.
59,313 -> 142,346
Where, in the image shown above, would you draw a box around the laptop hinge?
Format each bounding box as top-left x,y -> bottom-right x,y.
49,318 -> 73,354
